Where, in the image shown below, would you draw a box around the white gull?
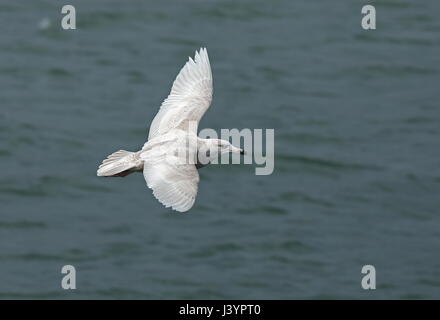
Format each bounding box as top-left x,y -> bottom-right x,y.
97,48 -> 244,212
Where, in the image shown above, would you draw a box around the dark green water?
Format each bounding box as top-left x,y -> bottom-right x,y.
1,0 -> 439,299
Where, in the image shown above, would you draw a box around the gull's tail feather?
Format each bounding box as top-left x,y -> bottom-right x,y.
97,150 -> 142,177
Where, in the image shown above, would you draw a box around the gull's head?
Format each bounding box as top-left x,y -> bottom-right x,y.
212,139 -> 244,155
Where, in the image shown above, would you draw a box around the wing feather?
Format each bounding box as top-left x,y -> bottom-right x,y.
148,48 -> 213,139
143,157 -> 199,212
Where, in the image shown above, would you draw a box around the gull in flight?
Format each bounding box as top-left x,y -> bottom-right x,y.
97,48 -> 244,212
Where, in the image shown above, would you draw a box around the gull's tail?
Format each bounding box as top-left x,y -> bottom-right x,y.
97,150 -> 143,177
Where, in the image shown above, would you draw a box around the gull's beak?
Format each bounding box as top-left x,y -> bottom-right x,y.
230,145 -> 245,155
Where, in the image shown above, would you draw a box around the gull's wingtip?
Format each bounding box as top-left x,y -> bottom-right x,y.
197,47 -> 208,56
192,47 -> 210,66
189,47 -> 208,64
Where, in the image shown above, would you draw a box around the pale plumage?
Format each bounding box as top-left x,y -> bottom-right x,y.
148,47 -> 213,139
97,48 -> 243,212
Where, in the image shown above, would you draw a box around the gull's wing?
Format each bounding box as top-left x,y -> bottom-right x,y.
143,157 -> 200,212
148,48 -> 213,140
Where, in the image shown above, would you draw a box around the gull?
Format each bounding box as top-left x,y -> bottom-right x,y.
97,48 -> 244,212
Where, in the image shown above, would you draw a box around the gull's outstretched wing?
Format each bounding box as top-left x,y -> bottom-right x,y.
143,156 -> 200,212
148,48 -> 213,140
